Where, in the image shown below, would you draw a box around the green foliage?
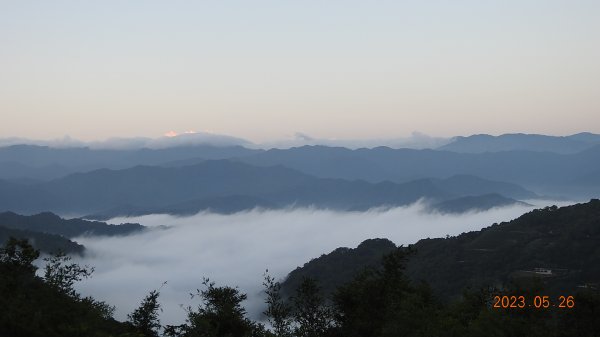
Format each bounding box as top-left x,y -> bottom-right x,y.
332,247 -> 441,337
2,200 -> 600,337
0,238 -> 126,337
283,200 -> 600,303
557,289 -> 600,337
128,290 -> 162,337
43,251 -> 94,297
280,238 -> 397,298
291,278 -> 333,337
263,271 -> 292,337
167,278 -> 267,337
0,237 -> 39,273
409,199 -> 600,299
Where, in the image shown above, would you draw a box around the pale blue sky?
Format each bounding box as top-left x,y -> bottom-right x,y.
1,1 -> 599,142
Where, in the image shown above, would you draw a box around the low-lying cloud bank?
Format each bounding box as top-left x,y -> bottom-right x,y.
0,131 -> 449,150
71,200 -> 572,325
254,131 -> 450,149
0,132 -> 250,150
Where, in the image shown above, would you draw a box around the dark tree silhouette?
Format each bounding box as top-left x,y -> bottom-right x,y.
263,270 -> 292,337
292,278 -> 333,337
128,289 -> 162,337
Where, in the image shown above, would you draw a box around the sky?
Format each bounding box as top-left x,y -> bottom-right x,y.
1,1 -> 599,142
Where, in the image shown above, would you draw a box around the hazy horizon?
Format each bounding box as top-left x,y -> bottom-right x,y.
1,130 -> 599,151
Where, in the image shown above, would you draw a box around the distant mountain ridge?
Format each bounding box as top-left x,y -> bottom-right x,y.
85,195 -> 278,220
235,144 -> 600,197
0,226 -> 84,255
0,160 -> 538,217
0,211 -> 144,238
1,134 -> 598,216
430,194 -> 530,214
0,211 -> 145,254
0,144 -> 261,180
425,175 -> 537,199
1,134 -> 599,199
438,132 -> 600,154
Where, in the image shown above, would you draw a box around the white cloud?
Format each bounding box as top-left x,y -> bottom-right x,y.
0,132 -> 251,150
255,131 -> 451,150
0,136 -> 86,148
0,131 -> 450,151
68,200 -> 570,325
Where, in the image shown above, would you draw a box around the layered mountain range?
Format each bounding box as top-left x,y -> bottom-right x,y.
0,133 -> 598,218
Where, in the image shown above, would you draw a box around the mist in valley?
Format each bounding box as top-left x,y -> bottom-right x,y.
65,200 -> 573,325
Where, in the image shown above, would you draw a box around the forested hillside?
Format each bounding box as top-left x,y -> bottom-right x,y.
2,230 -> 599,337
0,212 -> 145,254
282,200 -> 600,300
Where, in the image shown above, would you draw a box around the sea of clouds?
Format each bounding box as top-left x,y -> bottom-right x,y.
70,200 -> 572,325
